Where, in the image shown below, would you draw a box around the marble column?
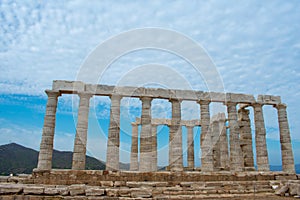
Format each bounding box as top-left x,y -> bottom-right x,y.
211,120 -> 221,171
151,124 -> 158,171
238,107 -> 255,170
275,104 -> 295,173
227,102 -> 244,171
187,125 -> 194,169
219,117 -> 229,170
106,95 -> 121,171
37,90 -> 60,170
130,122 -> 139,171
139,97 -> 153,172
199,100 -> 213,171
169,99 -> 183,171
253,103 -> 269,171
72,93 -> 92,170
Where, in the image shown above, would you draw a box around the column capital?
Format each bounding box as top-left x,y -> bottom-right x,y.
140,96 -> 153,102
225,101 -> 238,107
169,98 -> 183,103
110,94 -> 122,101
251,102 -> 264,108
274,103 -> 287,109
78,92 -> 93,99
198,100 -> 210,105
45,90 -> 61,97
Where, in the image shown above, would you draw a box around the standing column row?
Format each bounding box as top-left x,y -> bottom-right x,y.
37,90 -> 60,170
169,99 -> 183,171
106,95 -> 121,171
72,93 -> 92,170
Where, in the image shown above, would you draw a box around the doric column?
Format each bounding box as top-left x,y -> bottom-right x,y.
139,97 -> 153,172
72,93 -> 92,170
211,120 -> 221,171
106,95 -> 121,171
275,104 -> 295,173
227,102 -> 244,171
169,99 -> 183,171
199,100 -> 213,171
253,103 -> 269,171
187,125 -> 194,169
151,124 -> 158,171
238,107 -> 255,170
219,117 -> 229,170
37,90 -> 60,170
130,122 -> 139,171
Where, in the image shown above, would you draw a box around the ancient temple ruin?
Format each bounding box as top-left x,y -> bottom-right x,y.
37,80 -> 295,173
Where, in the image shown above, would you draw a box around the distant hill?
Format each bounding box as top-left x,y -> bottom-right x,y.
0,143 -> 129,175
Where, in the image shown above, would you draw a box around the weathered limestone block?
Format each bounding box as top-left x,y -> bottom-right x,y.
118,187 -> 131,197
23,185 -> 44,195
69,184 -> 86,196
44,186 -> 59,195
0,184 -> 23,194
52,80 -> 85,92
85,186 -> 104,196
56,185 -> 69,196
105,188 -> 119,197
100,181 -> 114,187
130,188 -> 152,198
257,95 -> 281,105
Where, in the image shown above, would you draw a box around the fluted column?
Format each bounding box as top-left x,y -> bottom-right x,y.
219,118 -> 229,170
151,124 -> 158,171
169,99 -> 183,171
227,102 -> 244,171
72,93 -> 92,170
199,100 -> 213,171
187,125 -> 194,169
139,97 -> 153,172
275,104 -> 295,173
37,90 -> 60,170
238,107 -> 255,170
253,103 -> 269,171
211,120 -> 221,171
130,122 -> 139,171
106,95 -> 121,171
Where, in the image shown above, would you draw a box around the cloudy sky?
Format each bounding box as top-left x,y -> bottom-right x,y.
0,0 -> 300,167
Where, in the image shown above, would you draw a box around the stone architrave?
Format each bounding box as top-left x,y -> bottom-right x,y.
37,90 -> 60,170
199,100 -> 213,171
169,99 -> 183,171
106,95 -> 122,171
227,102 -> 244,171
186,125 -> 194,169
151,124 -> 158,171
72,93 -> 92,170
253,103 -> 269,171
276,104 -> 295,173
139,97 -> 153,172
219,116 -> 229,170
238,107 -> 255,170
130,122 -> 139,171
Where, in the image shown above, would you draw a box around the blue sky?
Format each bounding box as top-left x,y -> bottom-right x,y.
0,0 -> 300,167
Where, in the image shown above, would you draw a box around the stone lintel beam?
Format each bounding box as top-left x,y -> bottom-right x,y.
257,95 -> 281,105
134,117 -> 200,126
52,80 -> 256,103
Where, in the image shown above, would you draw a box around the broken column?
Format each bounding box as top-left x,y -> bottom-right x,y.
72,93 -> 92,170
169,99 -> 183,171
139,97 -> 153,172
275,104 -> 295,173
130,122 -> 139,171
199,100 -> 213,171
238,107 -> 255,171
37,90 -> 60,170
253,103 -> 269,171
227,102 -> 244,171
106,95 -> 122,171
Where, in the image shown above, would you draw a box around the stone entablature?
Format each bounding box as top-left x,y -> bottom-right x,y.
37,80 -> 295,174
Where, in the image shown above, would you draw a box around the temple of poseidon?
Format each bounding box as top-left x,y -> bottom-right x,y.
0,80 -> 299,199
